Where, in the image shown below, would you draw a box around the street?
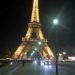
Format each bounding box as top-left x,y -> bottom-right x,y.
0,61 -> 75,75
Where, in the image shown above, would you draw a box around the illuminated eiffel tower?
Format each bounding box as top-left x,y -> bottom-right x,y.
12,0 -> 54,59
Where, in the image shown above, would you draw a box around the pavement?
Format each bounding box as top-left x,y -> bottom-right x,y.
0,61 -> 75,75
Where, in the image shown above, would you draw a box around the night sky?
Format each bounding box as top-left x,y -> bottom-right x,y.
0,0 -> 75,55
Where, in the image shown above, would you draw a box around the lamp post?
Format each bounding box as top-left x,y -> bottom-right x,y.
56,53 -> 59,75
53,18 -> 59,75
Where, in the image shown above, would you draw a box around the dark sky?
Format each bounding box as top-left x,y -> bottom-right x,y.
0,0 -> 75,55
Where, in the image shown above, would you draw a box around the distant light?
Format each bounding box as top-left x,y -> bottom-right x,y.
68,56 -> 75,61
59,53 -> 62,56
44,65 -> 52,69
45,65 -> 48,69
63,52 -> 66,55
33,60 -> 37,64
34,48 -> 37,51
49,62 -> 51,65
40,61 -> 44,66
44,62 -> 47,65
10,62 -> 13,65
38,41 -> 42,45
53,19 -> 58,25
31,51 -> 35,56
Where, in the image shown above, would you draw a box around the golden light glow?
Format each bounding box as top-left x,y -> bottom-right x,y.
42,50 -> 47,57
40,50 -> 47,58
12,0 -> 54,60
13,45 -> 25,59
44,45 -> 54,57
31,0 -> 39,22
26,27 -> 32,39
38,29 -> 44,39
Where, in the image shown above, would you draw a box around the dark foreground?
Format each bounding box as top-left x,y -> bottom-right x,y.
0,61 -> 75,75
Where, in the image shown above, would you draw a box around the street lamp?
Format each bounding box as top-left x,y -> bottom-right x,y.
53,19 -> 58,25
53,18 -> 59,75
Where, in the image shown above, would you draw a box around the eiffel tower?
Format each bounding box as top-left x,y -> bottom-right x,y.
12,0 -> 54,60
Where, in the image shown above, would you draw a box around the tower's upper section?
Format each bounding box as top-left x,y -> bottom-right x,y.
31,0 -> 39,23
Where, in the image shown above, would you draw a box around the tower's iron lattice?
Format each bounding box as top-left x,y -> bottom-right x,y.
12,0 -> 54,60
